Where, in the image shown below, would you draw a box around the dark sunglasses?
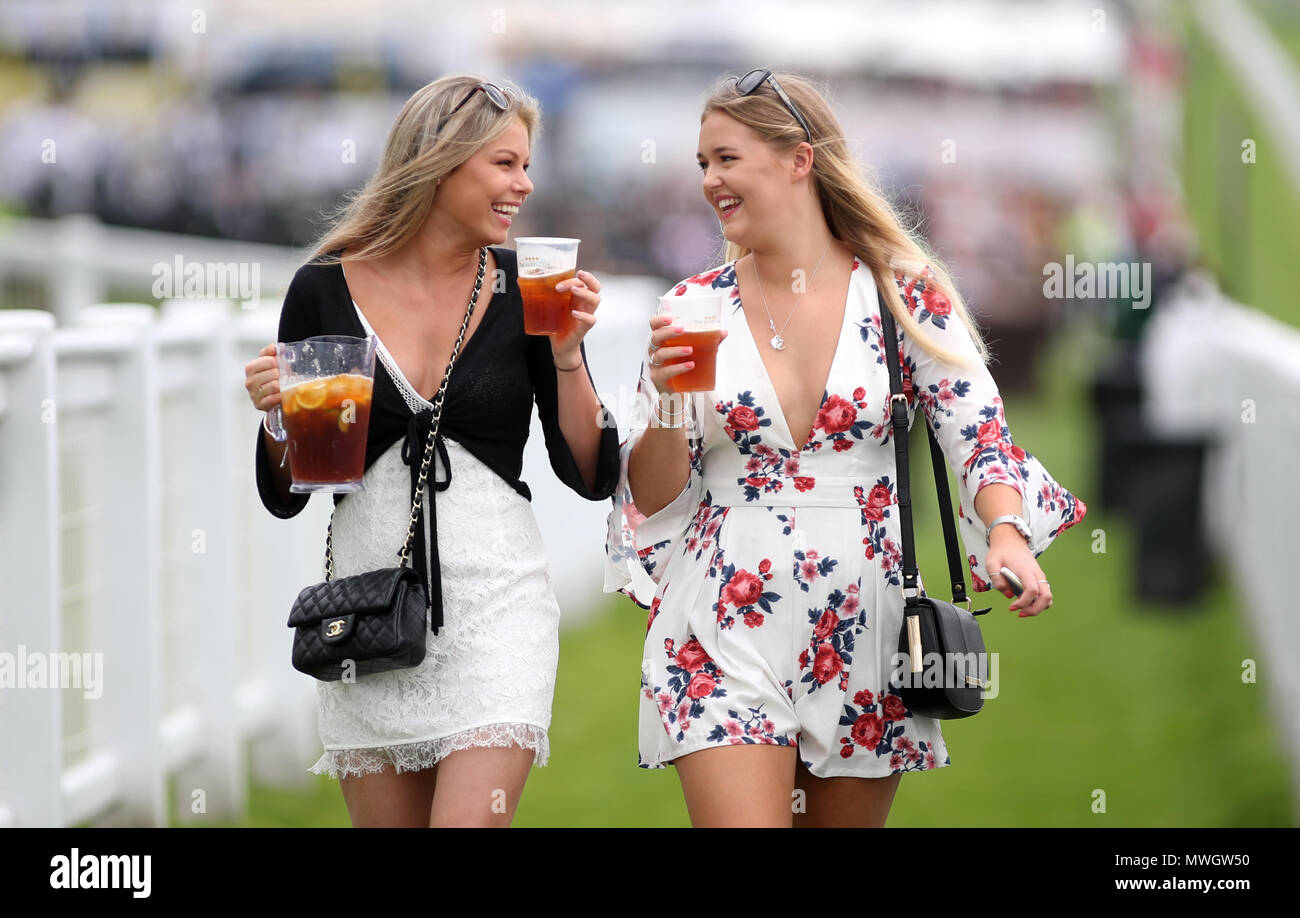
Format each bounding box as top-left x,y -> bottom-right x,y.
735,69 -> 812,144
439,81 -> 515,131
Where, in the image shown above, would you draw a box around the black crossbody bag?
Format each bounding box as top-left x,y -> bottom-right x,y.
285,248 -> 486,682
878,287 -> 993,718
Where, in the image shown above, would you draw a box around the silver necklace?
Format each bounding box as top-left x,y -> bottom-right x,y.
752,241 -> 832,351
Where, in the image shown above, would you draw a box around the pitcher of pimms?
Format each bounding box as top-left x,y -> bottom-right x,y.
265,334 -> 377,493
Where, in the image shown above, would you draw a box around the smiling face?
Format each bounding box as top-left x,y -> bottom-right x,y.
430,116 -> 534,248
697,110 -> 802,251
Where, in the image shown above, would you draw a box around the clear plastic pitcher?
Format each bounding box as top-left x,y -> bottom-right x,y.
265,334 -> 378,493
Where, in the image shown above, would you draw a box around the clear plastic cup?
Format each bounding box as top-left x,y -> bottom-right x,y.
515,237 -> 581,336
656,291 -> 724,392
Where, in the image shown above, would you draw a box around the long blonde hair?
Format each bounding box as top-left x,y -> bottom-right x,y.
309,74 -> 541,264
703,71 -> 987,367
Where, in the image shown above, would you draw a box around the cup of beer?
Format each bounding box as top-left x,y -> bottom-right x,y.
656,291 -> 724,393
272,335 -> 377,493
515,237 -> 580,337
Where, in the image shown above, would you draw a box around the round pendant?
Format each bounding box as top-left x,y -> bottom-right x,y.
770,334 -> 785,350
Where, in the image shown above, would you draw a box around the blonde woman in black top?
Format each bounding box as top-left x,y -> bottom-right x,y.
244,75 -> 619,827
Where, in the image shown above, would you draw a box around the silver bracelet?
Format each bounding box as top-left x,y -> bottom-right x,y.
655,399 -> 686,429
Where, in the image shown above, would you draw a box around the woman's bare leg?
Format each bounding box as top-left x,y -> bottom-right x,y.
673,745 -> 798,827
339,765 -> 438,828
793,757 -> 901,828
428,745 -> 536,827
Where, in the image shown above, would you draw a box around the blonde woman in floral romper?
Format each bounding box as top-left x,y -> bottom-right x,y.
605,71 -> 1087,827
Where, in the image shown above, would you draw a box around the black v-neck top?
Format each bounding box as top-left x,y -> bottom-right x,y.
255,246 -> 620,617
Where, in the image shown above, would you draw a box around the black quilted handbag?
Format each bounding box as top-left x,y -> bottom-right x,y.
878,286 -> 993,719
285,248 -> 486,682
288,566 -> 429,680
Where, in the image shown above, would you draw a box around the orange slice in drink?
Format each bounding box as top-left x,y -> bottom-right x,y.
294,379 -> 329,411
328,376 -> 354,401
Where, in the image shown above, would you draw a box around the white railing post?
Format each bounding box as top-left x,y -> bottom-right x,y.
154,307 -> 248,823
51,215 -> 107,327
54,320 -> 166,825
0,311 -> 61,826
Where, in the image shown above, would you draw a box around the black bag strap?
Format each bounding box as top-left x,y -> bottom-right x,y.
876,282 -> 978,611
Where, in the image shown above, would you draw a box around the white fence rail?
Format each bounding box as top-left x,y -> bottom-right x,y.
0,303 -> 332,826
1140,271 -> 1300,811
0,216 -> 665,826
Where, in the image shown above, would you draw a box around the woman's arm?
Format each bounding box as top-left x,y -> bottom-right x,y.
247,342 -> 294,502
248,267 -> 319,519
550,270 -> 604,490
553,349 -> 604,493
973,481 -> 1024,531
974,480 -> 1053,615
626,313 -> 716,516
536,269 -> 619,500
627,395 -> 691,517
894,268 -> 1085,618
261,424 -> 294,501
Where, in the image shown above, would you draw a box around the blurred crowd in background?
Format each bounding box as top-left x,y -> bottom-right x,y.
0,0 -> 1201,391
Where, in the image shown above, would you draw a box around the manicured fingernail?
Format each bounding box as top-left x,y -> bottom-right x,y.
685,347 -> 693,354
687,362 -> 695,368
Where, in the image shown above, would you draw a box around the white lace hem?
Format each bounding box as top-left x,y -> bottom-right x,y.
307,722 -> 550,780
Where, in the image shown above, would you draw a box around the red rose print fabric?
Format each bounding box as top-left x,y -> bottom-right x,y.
605,257 -> 1086,777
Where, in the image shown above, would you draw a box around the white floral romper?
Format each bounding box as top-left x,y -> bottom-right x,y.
604,257 -> 1088,777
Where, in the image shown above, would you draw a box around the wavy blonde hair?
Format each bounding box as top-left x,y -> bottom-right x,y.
703,71 -> 987,367
309,74 -> 541,264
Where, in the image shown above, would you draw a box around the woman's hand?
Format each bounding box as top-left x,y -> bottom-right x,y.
244,342 -> 281,412
550,269 -> 602,369
646,314 -> 729,393
985,529 -> 1053,617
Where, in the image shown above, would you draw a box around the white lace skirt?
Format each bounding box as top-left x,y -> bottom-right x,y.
306,436 -> 560,780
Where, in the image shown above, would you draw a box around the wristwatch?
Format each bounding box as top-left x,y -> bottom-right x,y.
987,514 -> 1031,546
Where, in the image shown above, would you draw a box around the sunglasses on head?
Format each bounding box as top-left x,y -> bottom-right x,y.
438,81 -> 515,131
735,69 -> 812,144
